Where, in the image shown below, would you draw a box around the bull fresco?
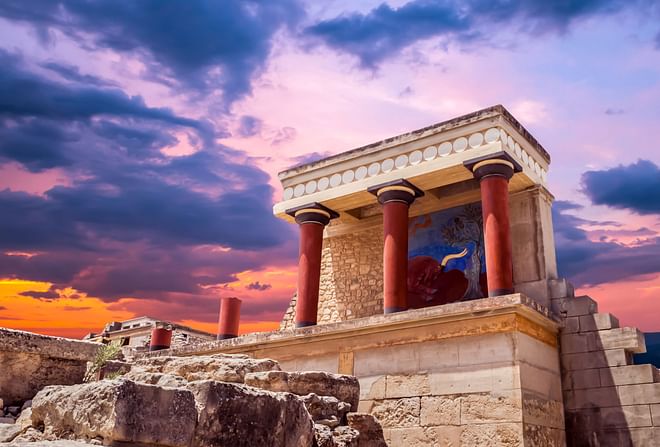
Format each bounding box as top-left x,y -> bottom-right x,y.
408,203 -> 487,308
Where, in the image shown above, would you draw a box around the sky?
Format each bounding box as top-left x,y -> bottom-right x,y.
0,0 -> 659,339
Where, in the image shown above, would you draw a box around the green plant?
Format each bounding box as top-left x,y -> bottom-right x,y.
84,341 -> 123,382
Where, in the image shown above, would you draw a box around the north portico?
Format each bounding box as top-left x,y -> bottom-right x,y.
140,105 -> 660,446
274,105 -> 558,328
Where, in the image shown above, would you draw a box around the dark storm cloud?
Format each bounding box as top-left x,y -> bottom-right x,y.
0,50 -> 198,127
236,116 -> 263,138
0,0 -> 303,104
246,281 -> 272,291
41,61 -> 118,88
304,0 -> 652,67
553,201 -> 660,287
0,50 -> 297,310
581,160 -> 660,215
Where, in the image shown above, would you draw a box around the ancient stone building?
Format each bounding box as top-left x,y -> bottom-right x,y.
157,105 -> 660,446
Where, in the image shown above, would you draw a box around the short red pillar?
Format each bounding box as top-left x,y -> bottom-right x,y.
369,180 -> 424,314
286,203 -> 338,327
217,297 -> 242,340
149,326 -> 172,351
465,154 -> 520,296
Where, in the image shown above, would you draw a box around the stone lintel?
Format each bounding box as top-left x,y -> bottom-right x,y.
138,293 -> 559,359
274,105 -> 551,228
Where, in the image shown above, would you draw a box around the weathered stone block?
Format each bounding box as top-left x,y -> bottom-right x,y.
578,313 -> 619,332
617,383 -> 660,406
419,395 -> 460,426
346,413 -> 388,447
599,364 -> 656,387
457,333 -> 515,366
385,374 -> 429,398
551,295 -> 597,317
523,423 -> 566,447
370,398 -> 420,428
588,327 -> 646,354
651,404 -> 660,426
188,380 -> 314,447
358,375 -> 386,400
562,368 -> 600,390
519,363 -> 563,402
459,422 -> 523,446
461,390 -> 523,424
561,316 -> 580,334
387,426 -> 462,447
428,364 -> 520,396
566,383 -> 660,410
132,353 -> 280,383
244,370 -> 360,411
559,332 -> 593,354
31,380 -> 197,447
561,348 -> 629,371
522,392 -> 564,429
417,340 -> 459,371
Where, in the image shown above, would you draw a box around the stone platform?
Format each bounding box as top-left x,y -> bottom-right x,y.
143,294 -> 565,446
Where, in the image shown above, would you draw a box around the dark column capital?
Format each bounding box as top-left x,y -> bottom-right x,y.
464,151 -> 522,182
286,202 -> 339,225
367,179 -> 424,206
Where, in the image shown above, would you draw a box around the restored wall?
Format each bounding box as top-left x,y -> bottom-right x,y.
281,185 -> 559,329
160,294 -> 566,447
0,328 -> 100,405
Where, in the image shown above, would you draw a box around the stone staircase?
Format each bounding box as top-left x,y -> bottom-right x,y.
551,286 -> 660,446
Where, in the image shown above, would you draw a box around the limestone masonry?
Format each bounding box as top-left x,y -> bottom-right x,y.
1,105 -> 659,446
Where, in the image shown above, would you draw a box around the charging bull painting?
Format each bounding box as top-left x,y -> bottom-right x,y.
408,203 -> 487,309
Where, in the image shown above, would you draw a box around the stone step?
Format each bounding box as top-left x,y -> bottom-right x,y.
565,382 -> 660,410
560,327 -> 646,354
578,313 -> 619,333
600,364 -> 657,387
551,295 -> 598,318
562,349 -> 631,371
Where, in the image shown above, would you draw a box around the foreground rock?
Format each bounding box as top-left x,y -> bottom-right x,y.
11,353 -> 386,447
31,380 -> 197,447
189,380 -> 314,447
244,370 -> 360,411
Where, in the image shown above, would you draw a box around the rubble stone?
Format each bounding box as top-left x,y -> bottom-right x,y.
31,380 -> 197,447
244,370 -> 360,410
131,353 -> 280,383
188,380 -> 314,447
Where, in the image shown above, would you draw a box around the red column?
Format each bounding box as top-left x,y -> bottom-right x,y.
467,156 -> 519,296
217,297 -> 242,340
286,204 -> 338,328
149,326 -> 172,351
369,180 -> 424,314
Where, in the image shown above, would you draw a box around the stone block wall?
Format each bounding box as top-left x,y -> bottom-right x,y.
0,328 -> 100,405
355,331 -> 566,446
552,287 -> 660,445
281,224 -> 384,329
175,295 -> 567,446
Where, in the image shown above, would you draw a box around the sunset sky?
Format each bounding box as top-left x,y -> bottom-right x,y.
1,0 -> 659,339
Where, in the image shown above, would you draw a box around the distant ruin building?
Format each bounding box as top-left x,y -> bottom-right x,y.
83,316 -> 215,351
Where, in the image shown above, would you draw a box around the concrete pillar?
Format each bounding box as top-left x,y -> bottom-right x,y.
149,326 -> 172,351
465,153 -> 521,297
286,203 -> 338,327
217,297 -> 242,340
368,180 -> 424,314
